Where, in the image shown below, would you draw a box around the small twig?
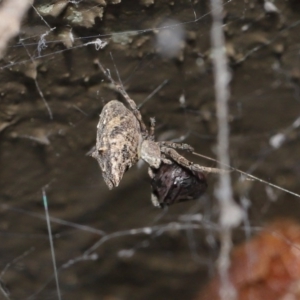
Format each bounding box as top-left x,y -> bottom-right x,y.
0,247 -> 35,280
0,247 -> 35,299
20,41 -> 53,120
34,79 -> 53,120
31,4 -> 52,30
210,0 -> 243,299
42,189 -> 62,300
1,203 -> 105,236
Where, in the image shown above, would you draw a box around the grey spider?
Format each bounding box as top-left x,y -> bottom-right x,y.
91,60 -> 223,201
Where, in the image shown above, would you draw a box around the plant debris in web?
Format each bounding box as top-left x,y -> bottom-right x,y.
197,219 -> 300,300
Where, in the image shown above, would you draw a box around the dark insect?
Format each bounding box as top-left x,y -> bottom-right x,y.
150,162 -> 208,208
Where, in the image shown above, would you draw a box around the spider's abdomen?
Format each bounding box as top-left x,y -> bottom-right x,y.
92,100 -> 142,189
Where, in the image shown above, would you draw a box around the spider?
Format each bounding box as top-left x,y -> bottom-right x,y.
91,59 -> 223,204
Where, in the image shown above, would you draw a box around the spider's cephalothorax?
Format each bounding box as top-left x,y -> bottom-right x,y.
150,163 -> 208,208
91,60 -> 225,205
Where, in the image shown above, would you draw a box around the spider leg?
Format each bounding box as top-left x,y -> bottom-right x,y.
190,164 -> 229,174
160,153 -> 172,164
162,159 -> 172,164
161,147 -> 192,167
96,59 -> 149,137
148,167 -> 155,179
149,117 -> 156,140
159,141 -> 194,152
161,147 -> 227,174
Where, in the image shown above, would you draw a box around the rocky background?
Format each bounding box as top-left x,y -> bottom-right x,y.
0,0 -> 300,299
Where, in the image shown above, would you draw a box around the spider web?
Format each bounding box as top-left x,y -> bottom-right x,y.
0,0 -> 300,299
